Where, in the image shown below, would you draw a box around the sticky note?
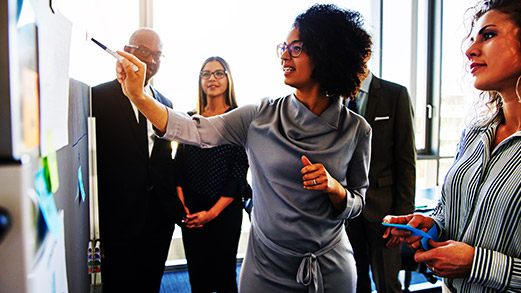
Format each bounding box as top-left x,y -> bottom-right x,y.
34,168 -> 63,240
77,166 -> 86,202
44,130 -> 60,193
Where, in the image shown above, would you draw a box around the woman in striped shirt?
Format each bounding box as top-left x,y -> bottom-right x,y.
384,0 -> 521,292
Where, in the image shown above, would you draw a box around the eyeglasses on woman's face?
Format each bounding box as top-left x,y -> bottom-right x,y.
276,41 -> 304,58
200,70 -> 227,80
127,44 -> 164,62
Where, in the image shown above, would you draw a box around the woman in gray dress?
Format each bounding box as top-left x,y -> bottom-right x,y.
117,4 -> 372,292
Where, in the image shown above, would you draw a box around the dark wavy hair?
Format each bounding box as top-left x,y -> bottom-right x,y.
293,4 -> 372,98
196,56 -> 238,115
465,0 -> 521,127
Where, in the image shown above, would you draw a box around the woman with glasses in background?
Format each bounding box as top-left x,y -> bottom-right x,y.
116,4 -> 372,292
174,56 -> 248,293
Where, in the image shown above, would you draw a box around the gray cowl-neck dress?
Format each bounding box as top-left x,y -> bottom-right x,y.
161,94 -> 372,293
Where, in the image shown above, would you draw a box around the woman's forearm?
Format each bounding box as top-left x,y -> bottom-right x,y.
137,91 -> 169,134
328,182 -> 347,211
208,197 -> 235,219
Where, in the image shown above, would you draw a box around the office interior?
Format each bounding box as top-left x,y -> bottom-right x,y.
0,0 -> 480,292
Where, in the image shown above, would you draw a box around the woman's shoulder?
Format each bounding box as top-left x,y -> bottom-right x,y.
464,123 -> 495,140
338,101 -> 371,133
258,96 -> 288,107
351,113 -> 372,138
233,96 -> 288,116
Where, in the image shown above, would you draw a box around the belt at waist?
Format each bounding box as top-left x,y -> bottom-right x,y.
251,215 -> 344,293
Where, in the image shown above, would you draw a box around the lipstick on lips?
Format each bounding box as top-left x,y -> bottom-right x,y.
469,62 -> 485,74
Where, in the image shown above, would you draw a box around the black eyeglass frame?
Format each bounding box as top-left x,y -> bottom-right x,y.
276,40 -> 304,58
126,44 -> 165,61
199,70 -> 228,80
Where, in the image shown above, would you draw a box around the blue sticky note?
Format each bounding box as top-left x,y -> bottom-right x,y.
77,166 -> 86,202
382,222 -> 438,250
34,168 -> 63,240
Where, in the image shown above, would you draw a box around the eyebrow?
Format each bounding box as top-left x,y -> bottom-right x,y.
477,24 -> 496,35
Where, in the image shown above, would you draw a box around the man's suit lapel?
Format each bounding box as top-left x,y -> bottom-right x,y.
150,87 -> 162,105
364,75 -> 380,124
150,86 -> 172,108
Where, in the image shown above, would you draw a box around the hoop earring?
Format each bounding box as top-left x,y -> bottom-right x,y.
516,75 -> 521,104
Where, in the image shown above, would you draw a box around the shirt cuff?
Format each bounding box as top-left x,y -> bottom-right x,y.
157,107 -> 177,140
469,247 -> 512,291
333,187 -> 364,219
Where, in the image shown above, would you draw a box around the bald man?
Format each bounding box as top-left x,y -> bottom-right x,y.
93,28 -> 183,292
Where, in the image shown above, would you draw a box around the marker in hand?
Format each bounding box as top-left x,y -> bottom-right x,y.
91,38 -> 139,71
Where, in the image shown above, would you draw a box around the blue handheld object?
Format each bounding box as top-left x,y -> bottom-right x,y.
91,38 -> 107,50
0,207 -> 11,244
91,38 -> 139,71
382,222 -> 438,250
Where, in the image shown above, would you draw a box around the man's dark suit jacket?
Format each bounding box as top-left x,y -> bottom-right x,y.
92,79 -> 182,292
347,75 -> 417,293
362,75 -> 416,222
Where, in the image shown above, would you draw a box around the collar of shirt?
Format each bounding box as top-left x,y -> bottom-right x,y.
357,71 -> 372,116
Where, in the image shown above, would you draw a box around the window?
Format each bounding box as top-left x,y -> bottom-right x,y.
437,0 -> 480,185
63,0 -> 140,86
152,0 -> 376,112
439,0 -> 479,157
387,0 -> 429,153
381,0 -> 434,188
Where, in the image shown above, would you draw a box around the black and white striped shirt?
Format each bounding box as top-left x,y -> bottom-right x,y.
432,123 -> 521,292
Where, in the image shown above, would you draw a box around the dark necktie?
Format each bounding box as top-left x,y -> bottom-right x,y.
347,98 -> 358,114
138,112 -> 148,153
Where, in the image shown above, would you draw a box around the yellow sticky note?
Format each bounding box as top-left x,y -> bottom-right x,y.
44,130 -> 60,193
22,68 -> 40,149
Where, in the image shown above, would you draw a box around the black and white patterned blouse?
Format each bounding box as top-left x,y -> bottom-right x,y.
432,122 -> 521,292
175,142 -> 249,212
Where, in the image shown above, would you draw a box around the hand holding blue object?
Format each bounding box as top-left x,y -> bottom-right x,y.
382,222 -> 438,250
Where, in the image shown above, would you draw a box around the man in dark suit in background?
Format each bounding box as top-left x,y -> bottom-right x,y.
92,28 -> 183,293
346,66 -> 416,293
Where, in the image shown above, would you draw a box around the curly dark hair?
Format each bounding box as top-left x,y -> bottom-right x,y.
293,4 -> 372,98
465,0 -> 521,127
